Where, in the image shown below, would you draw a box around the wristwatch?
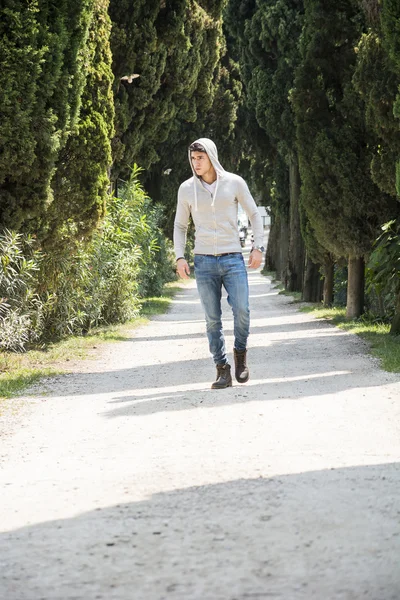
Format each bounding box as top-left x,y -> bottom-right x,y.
254,245 -> 265,252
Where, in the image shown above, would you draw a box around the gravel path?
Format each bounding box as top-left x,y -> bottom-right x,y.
1,259 -> 400,600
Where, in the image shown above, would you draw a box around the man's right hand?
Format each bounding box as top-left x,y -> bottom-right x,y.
176,258 -> 190,279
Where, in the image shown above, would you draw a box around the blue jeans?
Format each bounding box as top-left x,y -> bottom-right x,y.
194,253 -> 250,365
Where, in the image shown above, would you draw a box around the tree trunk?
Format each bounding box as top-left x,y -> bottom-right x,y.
144,168 -> 162,202
279,213 -> 290,285
265,211 -> 289,283
265,213 -> 278,273
302,254 -> 322,302
346,256 -> 365,319
287,155 -> 305,292
390,290 -> 400,334
323,257 -> 334,307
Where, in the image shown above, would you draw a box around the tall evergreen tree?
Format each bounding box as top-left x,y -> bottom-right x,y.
293,0 -> 395,317
354,0 -> 400,331
381,0 -> 400,196
0,0 -> 95,234
144,47 -> 244,236
353,2 -> 400,197
109,0 -> 226,181
46,0 -> 115,246
225,0 -> 310,292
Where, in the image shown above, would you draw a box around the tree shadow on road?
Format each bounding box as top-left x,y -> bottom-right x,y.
1,464 -> 399,600
39,325 -> 397,418
114,318 -> 339,344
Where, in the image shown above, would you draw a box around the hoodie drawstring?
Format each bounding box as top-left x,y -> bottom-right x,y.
210,177 -> 219,208
189,138 -> 225,212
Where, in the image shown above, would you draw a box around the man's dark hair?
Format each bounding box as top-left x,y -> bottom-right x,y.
189,142 -> 207,153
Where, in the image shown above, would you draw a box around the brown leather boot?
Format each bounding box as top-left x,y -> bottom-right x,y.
211,364 -> 232,389
233,348 -> 249,383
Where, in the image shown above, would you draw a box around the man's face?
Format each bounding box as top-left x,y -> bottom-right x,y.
191,151 -> 213,178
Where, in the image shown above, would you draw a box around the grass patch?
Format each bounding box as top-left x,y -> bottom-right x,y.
300,305 -> 400,372
140,285 -> 182,316
261,269 -> 276,279
267,277 -> 303,303
0,282 -> 181,399
278,289 -> 303,302
0,367 -> 61,400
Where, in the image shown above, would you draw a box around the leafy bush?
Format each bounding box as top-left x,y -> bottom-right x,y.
0,168 -> 176,351
0,230 -> 52,351
95,166 -> 175,303
366,219 -> 399,321
40,167 -> 175,337
135,200 -> 176,298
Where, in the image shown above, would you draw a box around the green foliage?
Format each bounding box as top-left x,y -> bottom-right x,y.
0,0 -> 95,234
109,0 -> 226,179
142,31 -> 244,234
366,219 -> 400,318
45,0 -> 115,245
245,0 -> 304,158
353,31 -> 400,196
225,0 -> 309,290
0,0 -> 115,251
380,0 -> 400,198
293,0 -> 393,259
367,220 -> 400,289
106,168 -> 175,301
0,230 -> 51,352
224,0 -> 305,255
224,0 -> 283,203
41,167 -> 175,337
333,265 -> 348,307
0,170 -> 175,350
0,1 -> 50,231
6,0 -> 400,338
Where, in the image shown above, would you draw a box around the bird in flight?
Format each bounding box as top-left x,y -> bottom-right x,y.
120,74 -> 140,83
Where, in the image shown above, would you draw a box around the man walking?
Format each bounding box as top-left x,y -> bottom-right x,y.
174,138 -> 264,389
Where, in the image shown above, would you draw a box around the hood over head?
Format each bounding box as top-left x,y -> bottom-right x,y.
188,138 -> 225,177
188,138 -> 225,211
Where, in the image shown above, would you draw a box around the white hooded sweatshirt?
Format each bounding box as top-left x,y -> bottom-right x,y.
173,138 -> 264,259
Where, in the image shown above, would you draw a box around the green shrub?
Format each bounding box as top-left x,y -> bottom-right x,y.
135,201 -> 176,298
0,168 -> 176,350
0,230 -> 52,351
365,219 -> 399,321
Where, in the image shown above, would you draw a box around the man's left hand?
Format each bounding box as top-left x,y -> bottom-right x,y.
248,248 -> 263,269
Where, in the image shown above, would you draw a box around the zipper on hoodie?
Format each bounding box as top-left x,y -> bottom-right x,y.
212,179 -> 220,256
211,193 -> 217,255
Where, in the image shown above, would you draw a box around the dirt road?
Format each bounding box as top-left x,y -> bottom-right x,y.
1,260 -> 400,600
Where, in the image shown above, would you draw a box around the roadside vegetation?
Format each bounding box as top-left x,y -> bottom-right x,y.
267,272 -> 400,373
0,282 -> 181,399
0,170 -> 176,353
3,1 -> 400,395
0,167 -> 179,399
299,305 -> 400,373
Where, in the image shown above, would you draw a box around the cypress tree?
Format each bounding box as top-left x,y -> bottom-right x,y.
355,0 -> 400,331
46,0 -> 115,245
109,0 -> 236,234
381,0 -> 400,198
0,0 -> 95,234
225,0 -> 311,292
109,0 -> 226,181
293,0 -> 395,317
353,2 -> 400,197
0,0 -> 44,231
144,44 -> 244,237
